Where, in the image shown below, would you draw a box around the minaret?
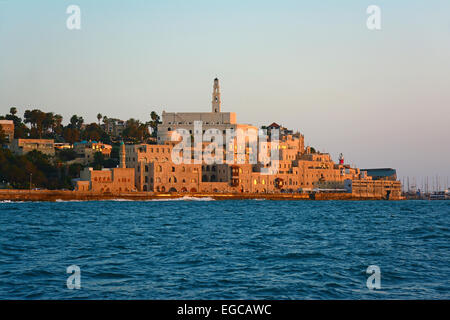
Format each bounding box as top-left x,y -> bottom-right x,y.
212,78 -> 221,113
119,141 -> 126,168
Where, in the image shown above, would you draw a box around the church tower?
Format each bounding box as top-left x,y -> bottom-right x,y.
212,78 -> 221,113
119,141 -> 126,168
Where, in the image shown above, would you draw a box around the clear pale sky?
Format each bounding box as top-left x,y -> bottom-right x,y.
0,0 -> 449,185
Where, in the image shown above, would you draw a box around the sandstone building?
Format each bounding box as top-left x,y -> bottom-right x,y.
0,120 -> 14,143
157,78 -> 258,143
75,142 -> 135,193
10,139 -> 55,156
73,141 -> 112,165
76,78 -> 402,200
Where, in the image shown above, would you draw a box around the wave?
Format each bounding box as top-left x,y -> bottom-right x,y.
149,196 -> 215,202
0,200 -> 25,203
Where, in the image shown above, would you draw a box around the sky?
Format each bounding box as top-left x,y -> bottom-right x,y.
0,0 -> 449,185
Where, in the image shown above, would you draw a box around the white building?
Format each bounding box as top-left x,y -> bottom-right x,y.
157,78 -> 257,143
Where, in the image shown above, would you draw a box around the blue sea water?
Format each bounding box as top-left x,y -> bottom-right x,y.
0,199 -> 448,300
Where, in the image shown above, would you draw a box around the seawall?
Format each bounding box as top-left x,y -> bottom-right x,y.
0,189 -> 395,202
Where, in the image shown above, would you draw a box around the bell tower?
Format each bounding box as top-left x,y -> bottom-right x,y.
212,78 -> 221,113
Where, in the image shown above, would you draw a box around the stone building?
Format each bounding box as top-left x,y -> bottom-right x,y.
102,118 -> 126,137
10,139 -> 55,156
345,179 -> 402,200
0,120 -> 14,143
75,78 -> 402,199
75,142 -> 136,193
73,141 -> 112,165
157,78 -> 258,143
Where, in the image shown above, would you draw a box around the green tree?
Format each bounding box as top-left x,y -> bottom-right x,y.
53,114 -> 64,135
97,113 -> 102,125
63,127 -> 81,144
92,152 -> 105,170
24,109 -> 47,138
81,123 -> 106,142
122,118 -> 149,142
57,149 -> 78,162
69,115 -> 84,130
149,111 -> 161,137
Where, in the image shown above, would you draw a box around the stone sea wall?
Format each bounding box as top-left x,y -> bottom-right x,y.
0,189 -> 400,202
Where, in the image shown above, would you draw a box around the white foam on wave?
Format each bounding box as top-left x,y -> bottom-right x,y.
0,200 -> 25,203
149,196 -> 215,202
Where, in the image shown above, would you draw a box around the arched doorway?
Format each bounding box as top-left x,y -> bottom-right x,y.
274,178 -> 284,189
190,187 -> 197,193
169,187 -> 177,193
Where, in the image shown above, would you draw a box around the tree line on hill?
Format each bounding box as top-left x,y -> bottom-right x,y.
0,107 -> 162,190
0,107 -> 161,144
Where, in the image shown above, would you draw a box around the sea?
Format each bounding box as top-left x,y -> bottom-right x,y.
0,199 -> 448,299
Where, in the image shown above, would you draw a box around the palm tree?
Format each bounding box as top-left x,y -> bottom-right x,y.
149,111 -> 161,137
54,114 -> 63,135
97,113 -> 102,125
70,115 -> 79,128
43,112 -> 55,134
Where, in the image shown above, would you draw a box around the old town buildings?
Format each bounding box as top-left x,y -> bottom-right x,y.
3,78 -> 401,199
108,78 -> 400,199
73,141 -> 112,165
75,142 -> 136,193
